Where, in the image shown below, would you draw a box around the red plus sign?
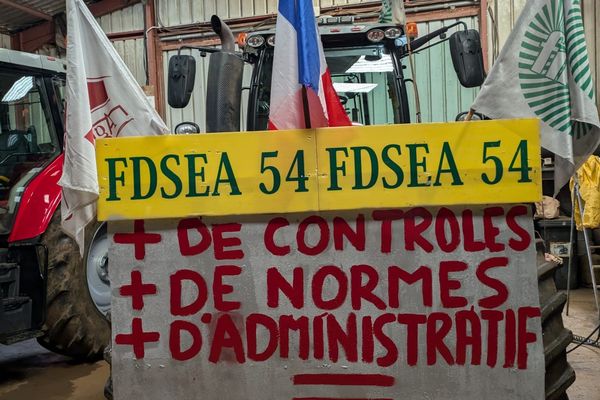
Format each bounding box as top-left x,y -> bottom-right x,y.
115,318 -> 160,359
114,220 -> 161,260
119,270 -> 157,310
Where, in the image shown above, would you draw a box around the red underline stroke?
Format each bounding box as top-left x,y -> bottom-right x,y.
293,374 -> 395,387
292,398 -> 393,400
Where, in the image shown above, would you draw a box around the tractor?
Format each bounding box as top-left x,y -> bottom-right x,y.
0,12 -> 576,400
165,15 -> 576,400
0,49 -> 109,359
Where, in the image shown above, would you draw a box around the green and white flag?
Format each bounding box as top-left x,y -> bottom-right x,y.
472,0 -> 600,192
380,0 -> 406,25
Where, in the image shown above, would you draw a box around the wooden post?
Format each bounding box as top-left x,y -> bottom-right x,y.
144,0 -> 163,116
301,85 -> 311,129
464,108 -> 475,121
480,0 -> 489,72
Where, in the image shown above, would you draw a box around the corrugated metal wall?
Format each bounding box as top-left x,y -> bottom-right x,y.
1,4 -> 146,86
2,1 -> 599,123
86,0 -> 600,128
156,0 -> 376,131
97,2 -> 144,33
406,16 -> 479,123
110,39 -> 147,86
156,0 -> 368,26
0,34 -> 11,49
486,0 -> 527,63
97,3 -> 147,87
163,14 -> 479,130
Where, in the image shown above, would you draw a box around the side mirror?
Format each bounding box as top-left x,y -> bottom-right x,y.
455,111 -> 487,121
167,55 -> 196,108
449,29 -> 485,88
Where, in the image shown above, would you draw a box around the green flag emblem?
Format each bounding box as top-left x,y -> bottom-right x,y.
518,0 -> 593,138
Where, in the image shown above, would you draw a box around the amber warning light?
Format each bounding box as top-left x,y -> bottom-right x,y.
237,32 -> 247,47
406,22 -> 418,38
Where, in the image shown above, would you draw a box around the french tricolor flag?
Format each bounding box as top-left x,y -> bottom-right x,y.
268,0 -> 352,130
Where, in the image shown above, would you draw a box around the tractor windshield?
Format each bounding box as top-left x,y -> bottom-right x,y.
0,70 -> 61,234
328,47 -> 401,125
249,45 -> 401,130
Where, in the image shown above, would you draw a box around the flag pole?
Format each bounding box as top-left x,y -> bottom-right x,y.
301,85 -> 312,129
464,108 -> 475,121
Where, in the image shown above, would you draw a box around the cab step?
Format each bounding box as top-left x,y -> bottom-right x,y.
0,296 -> 32,335
0,263 -> 20,299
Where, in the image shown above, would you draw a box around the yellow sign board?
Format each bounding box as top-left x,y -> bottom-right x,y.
96,119 -> 541,221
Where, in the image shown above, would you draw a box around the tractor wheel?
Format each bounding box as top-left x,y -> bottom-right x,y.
37,212 -> 110,360
537,246 -> 576,400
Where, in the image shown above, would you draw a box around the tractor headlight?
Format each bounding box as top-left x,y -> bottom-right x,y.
247,35 -> 265,48
174,122 -> 200,134
367,29 -> 385,42
455,111 -> 483,122
384,27 -> 402,39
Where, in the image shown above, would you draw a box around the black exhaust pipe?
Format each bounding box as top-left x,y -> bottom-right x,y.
206,15 -> 244,133
211,15 -> 235,53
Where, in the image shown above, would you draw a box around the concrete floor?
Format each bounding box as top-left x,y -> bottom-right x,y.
563,288 -> 600,400
0,289 -> 598,400
0,340 -> 106,400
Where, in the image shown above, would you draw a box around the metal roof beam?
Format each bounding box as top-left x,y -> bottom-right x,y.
13,0 -> 141,52
88,0 -> 141,18
19,20 -> 54,52
0,0 -> 53,21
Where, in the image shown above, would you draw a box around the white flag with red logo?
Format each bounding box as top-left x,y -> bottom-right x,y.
61,0 -> 168,255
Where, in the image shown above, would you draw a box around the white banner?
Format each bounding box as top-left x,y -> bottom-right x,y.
61,0 -> 168,253
110,206 -> 544,400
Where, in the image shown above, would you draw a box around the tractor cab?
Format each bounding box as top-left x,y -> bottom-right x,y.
243,21 -> 408,130
0,48 -> 65,344
168,15 -> 486,133
0,50 -> 64,238
1,49 -> 110,359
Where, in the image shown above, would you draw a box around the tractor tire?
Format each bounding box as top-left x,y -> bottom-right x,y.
537,246 -> 576,400
37,212 -> 110,360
